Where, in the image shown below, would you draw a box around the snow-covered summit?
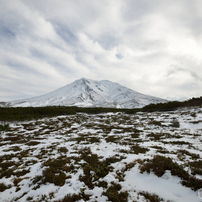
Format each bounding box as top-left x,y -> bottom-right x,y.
9,78 -> 167,108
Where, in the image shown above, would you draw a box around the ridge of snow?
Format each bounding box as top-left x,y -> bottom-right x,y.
9,78 -> 167,108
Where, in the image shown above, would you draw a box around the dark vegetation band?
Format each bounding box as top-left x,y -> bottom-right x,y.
0,96 -> 202,121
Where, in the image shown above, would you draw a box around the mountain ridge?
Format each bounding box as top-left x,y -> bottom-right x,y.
8,78 -> 167,108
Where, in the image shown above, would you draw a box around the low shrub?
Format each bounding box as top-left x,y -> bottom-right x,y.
148,121 -> 162,126
0,183 -> 11,192
130,144 -> 149,154
139,191 -> 164,202
103,182 -> 128,202
139,155 -> 202,190
0,124 -> 10,131
79,148 -> 124,189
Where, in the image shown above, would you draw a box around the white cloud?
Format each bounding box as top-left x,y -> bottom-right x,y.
0,0 -> 202,101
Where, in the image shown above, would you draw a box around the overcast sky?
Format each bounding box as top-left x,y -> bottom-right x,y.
1,0 -> 202,101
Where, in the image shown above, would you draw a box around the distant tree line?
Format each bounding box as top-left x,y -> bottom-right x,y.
142,96 -> 202,112
0,106 -> 136,122
0,96 -> 201,121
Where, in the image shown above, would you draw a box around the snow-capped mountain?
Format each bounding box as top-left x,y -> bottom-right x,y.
9,78 -> 167,108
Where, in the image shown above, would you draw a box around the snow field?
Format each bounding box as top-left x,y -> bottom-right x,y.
0,107 -> 201,201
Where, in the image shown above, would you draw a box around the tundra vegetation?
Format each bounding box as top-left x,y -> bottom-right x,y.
0,97 -> 202,201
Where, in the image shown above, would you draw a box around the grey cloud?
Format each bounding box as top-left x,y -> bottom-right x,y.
116,54 -> 124,59
53,24 -> 78,46
0,25 -> 15,38
122,0 -> 157,21
96,35 -> 120,50
0,0 -> 202,101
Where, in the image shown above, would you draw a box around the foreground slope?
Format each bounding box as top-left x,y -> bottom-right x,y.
9,78 -> 166,108
0,107 -> 201,201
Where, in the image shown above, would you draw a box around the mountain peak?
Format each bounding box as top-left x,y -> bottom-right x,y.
75,77 -> 91,85
9,78 -> 167,108
78,77 -> 89,81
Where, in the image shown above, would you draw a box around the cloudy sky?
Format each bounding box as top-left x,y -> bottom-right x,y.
1,0 -> 202,101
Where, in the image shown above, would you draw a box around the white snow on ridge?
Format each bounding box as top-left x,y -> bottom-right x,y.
9,78 -> 167,108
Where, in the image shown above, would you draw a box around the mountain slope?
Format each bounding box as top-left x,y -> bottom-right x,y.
9,78 -> 167,108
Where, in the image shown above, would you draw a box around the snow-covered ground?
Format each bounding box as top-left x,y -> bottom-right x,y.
0,107 -> 202,202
